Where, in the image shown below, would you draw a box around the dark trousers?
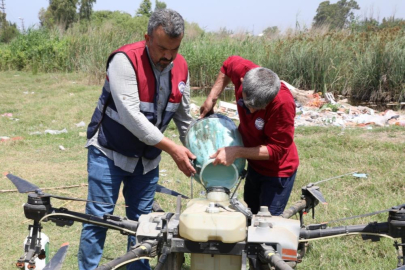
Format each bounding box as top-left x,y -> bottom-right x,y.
244,166 -> 297,216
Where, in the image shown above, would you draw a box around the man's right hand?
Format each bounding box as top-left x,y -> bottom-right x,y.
168,144 -> 196,177
199,71 -> 231,119
198,98 -> 215,119
155,137 -> 196,177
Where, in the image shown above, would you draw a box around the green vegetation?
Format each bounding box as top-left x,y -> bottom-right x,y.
0,20 -> 404,103
136,0 -> 153,18
0,71 -> 404,270
0,0 -> 404,103
313,0 -> 360,29
0,7 -> 19,43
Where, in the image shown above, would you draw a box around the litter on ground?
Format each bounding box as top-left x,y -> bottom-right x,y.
45,128 -> 68,135
190,81 -> 405,129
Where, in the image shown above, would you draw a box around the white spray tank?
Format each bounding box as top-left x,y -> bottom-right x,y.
24,230 -> 49,270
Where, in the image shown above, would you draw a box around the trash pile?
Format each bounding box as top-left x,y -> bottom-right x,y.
294,96 -> 404,128
287,79 -> 405,128
190,81 -> 405,129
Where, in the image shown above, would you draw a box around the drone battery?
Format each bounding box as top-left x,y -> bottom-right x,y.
191,253 -> 241,270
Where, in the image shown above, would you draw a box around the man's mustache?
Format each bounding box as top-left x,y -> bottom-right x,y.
159,57 -> 173,62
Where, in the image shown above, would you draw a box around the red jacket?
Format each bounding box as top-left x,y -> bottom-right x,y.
221,56 -> 299,177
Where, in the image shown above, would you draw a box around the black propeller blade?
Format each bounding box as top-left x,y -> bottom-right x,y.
306,184 -> 327,205
42,194 -> 115,205
6,174 -> 41,193
156,184 -> 189,199
8,173 -> 188,204
43,243 -> 69,270
6,173 -> 114,205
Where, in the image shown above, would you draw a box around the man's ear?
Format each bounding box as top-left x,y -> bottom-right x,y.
240,77 -> 244,83
145,33 -> 150,44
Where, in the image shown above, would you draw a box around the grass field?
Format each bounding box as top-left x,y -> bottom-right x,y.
1,71 -> 405,270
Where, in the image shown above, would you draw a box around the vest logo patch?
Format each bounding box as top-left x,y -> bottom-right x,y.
255,117 -> 265,130
178,81 -> 186,94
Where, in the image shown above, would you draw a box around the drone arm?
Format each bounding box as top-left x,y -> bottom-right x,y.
300,222 -> 390,240
95,240 -> 158,270
46,208 -> 139,235
281,199 -> 307,219
259,244 -> 294,270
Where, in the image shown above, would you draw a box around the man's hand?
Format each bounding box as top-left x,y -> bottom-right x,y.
199,71 -> 231,119
198,98 -> 215,119
169,144 -> 196,177
210,146 -> 241,166
155,137 -> 196,177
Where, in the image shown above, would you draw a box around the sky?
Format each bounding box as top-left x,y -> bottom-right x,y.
5,0 -> 405,35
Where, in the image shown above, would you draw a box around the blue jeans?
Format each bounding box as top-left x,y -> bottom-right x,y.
78,146 -> 158,270
243,166 -> 297,216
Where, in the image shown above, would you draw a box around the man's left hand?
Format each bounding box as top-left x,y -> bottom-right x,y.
210,146 -> 240,166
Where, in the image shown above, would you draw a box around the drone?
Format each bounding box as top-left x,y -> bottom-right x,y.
6,171 -> 405,270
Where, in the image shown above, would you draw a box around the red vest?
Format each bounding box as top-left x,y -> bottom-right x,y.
87,41 -> 188,159
108,40 -> 188,120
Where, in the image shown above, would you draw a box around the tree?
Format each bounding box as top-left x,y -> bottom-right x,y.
79,0 -> 96,21
136,0 -> 152,17
155,0 -> 166,11
313,0 -> 360,29
262,26 -> 280,37
0,11 -> 19,43
39,0 -> 78,29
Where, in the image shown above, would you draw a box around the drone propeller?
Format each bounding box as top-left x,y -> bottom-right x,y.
325,203 -> 405,225
7,173 -> 188,204
43,243 -> 69,270
7,173 -> 41,193
156,184 -> 189,199
305,184 -> 327,205
6,173 -> 114,206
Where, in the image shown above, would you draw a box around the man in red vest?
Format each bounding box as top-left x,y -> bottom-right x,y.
199,56 -> 299,217
79,9 -> 196,270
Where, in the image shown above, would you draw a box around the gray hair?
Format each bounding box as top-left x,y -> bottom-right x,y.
147,9 -> 184,38
242,67 -> 280,109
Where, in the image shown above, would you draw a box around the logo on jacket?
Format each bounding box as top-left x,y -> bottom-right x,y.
255,117 -> 265,130
178,81 -> 186,94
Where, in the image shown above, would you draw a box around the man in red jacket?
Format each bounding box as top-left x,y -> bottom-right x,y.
199,56 -> 299,216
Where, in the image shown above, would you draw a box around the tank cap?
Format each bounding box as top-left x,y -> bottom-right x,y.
257,206 -> 272,217
206,202 -> 220,213
258,221 -> 272,228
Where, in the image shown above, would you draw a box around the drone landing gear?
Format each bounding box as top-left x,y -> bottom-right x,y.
156,252 -> 184,270
395,238 -> 405,269
17,221 -> 45,269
